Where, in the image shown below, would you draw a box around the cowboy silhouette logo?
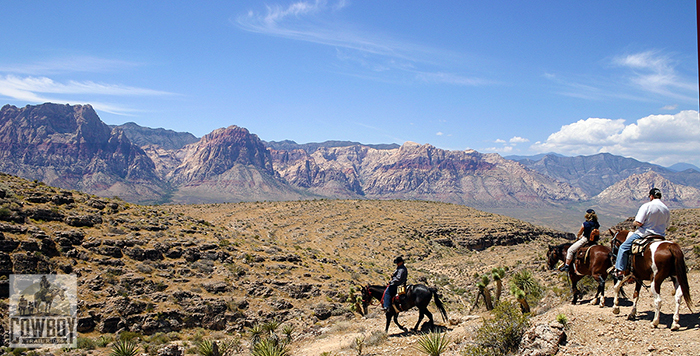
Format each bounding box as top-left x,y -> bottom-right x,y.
9,274 -> 77,348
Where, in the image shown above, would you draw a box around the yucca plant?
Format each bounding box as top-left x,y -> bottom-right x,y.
415,332 -> 451,356
109,339 -> 139,356
250,323 -> 265,345
251,337 -> 289,356
196,340 -> 216,356
281,324 -> 295,343
353,336 -> 365,356
491,267 -> 506,302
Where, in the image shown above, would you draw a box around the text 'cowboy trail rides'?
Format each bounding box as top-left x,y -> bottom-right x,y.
9,274 -> 78,348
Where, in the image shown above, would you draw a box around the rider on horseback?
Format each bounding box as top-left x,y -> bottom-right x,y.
613,188 -> 670,278
383,256 -> 407,312
560,209 -> 600,272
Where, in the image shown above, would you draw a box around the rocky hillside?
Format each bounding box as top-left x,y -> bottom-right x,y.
1,174 -> 698,355
0,173 -> 570,335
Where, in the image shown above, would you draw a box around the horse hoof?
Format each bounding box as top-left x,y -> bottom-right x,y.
612,307 -> 620,315
671,323 -> 680,331
650,321 -> 659,328
627,314 -> 636,321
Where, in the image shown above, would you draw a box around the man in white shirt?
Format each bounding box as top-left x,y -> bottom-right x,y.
613,188 -> 670,277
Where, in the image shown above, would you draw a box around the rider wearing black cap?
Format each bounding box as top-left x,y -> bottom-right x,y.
383,256 -> 407,311
613,188 -> 670,278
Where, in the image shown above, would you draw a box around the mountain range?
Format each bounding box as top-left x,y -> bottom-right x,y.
1,103 -> 698,230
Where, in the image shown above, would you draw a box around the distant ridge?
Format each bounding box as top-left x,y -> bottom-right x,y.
265,139 -> 400,153
667,162 -> 700,173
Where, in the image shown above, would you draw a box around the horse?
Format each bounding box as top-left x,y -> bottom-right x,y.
609,229 -> 693,330
359,284 -> 448,333
546,240 -> 613,307
34,286 -> 65,314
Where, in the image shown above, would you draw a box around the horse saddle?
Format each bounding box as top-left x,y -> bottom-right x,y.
391,284 -> 411,312
631,235 -> 665,255
575,242 -> 597,263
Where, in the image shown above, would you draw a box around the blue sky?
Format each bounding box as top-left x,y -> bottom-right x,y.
1,1 -> 698,166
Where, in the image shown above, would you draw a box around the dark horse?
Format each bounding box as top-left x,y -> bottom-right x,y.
360,284 -> 447,333
547,240 -> 613,307
609,229 -> 692,330
34,287 -> 65,314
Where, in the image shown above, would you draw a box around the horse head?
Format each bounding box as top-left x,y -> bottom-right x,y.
356,284 -> 371,315
608,229 -> 628,249
546,245 -> 560,270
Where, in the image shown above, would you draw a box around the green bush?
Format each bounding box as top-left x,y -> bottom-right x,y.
462,301 -> 529,356
415,332 -> 451,356
109,339 -> 139,356
556,313 -> 568,327
77,336 -> 97,350
251,337 -> 289,356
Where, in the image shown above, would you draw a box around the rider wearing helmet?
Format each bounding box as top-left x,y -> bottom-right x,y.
560,209 -> 600,272
383,256 -> 407,311
613,188 -> 670,278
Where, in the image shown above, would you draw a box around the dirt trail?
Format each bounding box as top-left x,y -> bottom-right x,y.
289,271 -> 700,356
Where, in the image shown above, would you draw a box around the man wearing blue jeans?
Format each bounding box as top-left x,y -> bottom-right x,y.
383,256 -> 407,311
614,188 -> 670,277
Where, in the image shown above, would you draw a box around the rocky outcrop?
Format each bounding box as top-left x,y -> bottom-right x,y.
517,322 -> 566,356
0,103 -> 169,203
166,126 -> 309,203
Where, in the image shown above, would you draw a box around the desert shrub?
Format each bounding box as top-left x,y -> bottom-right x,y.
556,313 -> 568,327
364,330 -> 387,347
462,301 -> 529,356
77,336 -> 96,350
97,335 -> 114,347
196,340 -> 216,356
509,269 -> 543,306
251,337 -> 289,356
352,336 -> 365,356
109,339 -> 139,356
118,331 -> 142,342
415,332 -> 451,356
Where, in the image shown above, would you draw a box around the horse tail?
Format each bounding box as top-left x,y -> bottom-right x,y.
670,244 -> 693,312
430,287 -> 448,322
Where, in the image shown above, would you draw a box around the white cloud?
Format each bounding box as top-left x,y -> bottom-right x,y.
531,111 -> 700,166
494,139 -> 506,144
0,75 -> 175,115
509,136 -> 529,144
235,1 -> 489,87
436,131 -> 443,136
0,56 -> 138,76
547,50 -> 698,104
661,104 -> 678,111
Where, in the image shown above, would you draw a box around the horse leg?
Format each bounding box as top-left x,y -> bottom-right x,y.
413,309 -> 425,331
570,274 -> 581,305
628,281 -> 642,321
670,276 -> 682,331
590,275 -> 605,307
612,276 -> 627,314
414,307 -> 433,331
393,312 -> 407,332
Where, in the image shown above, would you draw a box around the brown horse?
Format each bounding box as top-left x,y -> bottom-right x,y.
547,241 -> 613,307
609,229 -> 693,330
